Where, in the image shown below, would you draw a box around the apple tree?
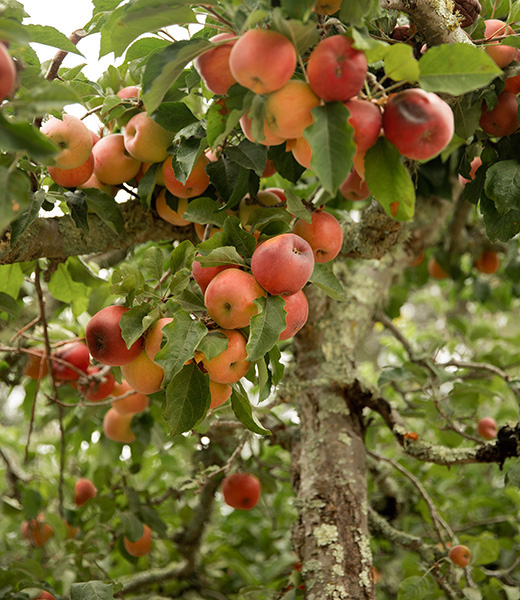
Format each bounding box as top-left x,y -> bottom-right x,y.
2,0 -> 520,598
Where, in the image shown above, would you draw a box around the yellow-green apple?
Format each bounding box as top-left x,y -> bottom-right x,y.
204,269 -> 266,329
21,515 -> 53,547
103,407 -> 136,443
117,85 -> 140,99
74,477 -> 97,506
477,416 -> 498,439
193,32 -> 237,95
121,350 -> 164,395
448,545 -> 471,567
0,42 -> 16,101
47,152 -> 94,188
229,28 -> 296,94
86,305 -> 144,367
251,233 -> 314,296
344,98 -> 382,153
339,168 -> 370,201
209,379 -> 232,409
382,88 -> 454,160
93,133 -> 142,185
239,189 -> 282,232
292,210 -> 343,263
200,328 -> 250,384
484,19 -> 516,68
474,250 -> 499,274
307,35 -> 367,102
123,111 -> 174,163
312,0 -> 342,14
265,80 -> 320,140
51,341 -> 90,382
264,187 -> 287,203
192,257 -> 240,294
111,379 -> 150,414
222,472 -> 261,510
124,523 -> 152,557
279,290 -> 309,340
239,111 -> 285,146
155,189 -> 190,225
480,91 -> 519,137
78,366 -> 116,402
41,114 -> 94,169
289,136 -> 312,169
162,154 -> 210,198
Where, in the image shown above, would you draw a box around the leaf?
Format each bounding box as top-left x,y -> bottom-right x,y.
70,581 -> 115,600
196,246 -> 247,267
309,263 -> 347,301
171,138 -> 203,185
0,292 -> 20,318
162,364 -> 211,436
268,345 -> 285,386
47,263 -> 91,317
119,511 -> 144,542
196,329 -> 229,362
0,263 -> 24,299
339,0 -> 380,26
285,190 -> 312,223
25,24 -> 84,56
419,44 -> 502,95
484,160 -> 520,214
151,101 -> 198,133
246,296 -> 287,362
142,39 -> 212,113
83,189 -> 125,234
169,239 -> 196,274
154,312 -> 208,382
206,159 -> 250,208
0,112 -> 58,162
66,193 -> 89,233
268,143 -> 306,183
6,185 -> 41,244
223,215 -> 257,259
142,246 -> 164,281
120,304 -> 153,348
480,192 -> 520,242
397,575 -> 431,600
231,383 -> 271,436
226,139 -> 268,178
305,103 -> 356,194
181,197 -> 227,228
365,138 -> 415,222
383,43 -> 420,82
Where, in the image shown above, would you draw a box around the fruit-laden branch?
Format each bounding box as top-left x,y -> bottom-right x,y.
0,200 -> 193,265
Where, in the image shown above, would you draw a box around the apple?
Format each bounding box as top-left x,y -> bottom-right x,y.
117,85 -> 140,99
474,250 -> 499,274
123,111 -> 174,164
193,32 -> 237,95
192,257 -> 239,294
292,210 -> 343,263
111,379 -> 150,415
427,257 -> 449,280
265,80 -> 320,140
458,156 -> 482,187
483,19 -> 516,68
74,477 -> 97,506
24,349 -> 49,379
263,158 -> 276,178
222,472 -> 261,510
239,189 -> 283,231
162,154 -> 210,198
228,28 -> 296,95
448,544 -> 471,567
36,592 -> 56,600
124,523 -> 152,557
312,0 -> 342,15
251,233 -> 315,296
209,379 -> 232,409
339,168 -> 370,201
307,35 -> 367,102
103,407 -> 136,443
51,341 -> 90,381
477,417 -> 498,439
93,133 -> 142,185
289,136 -> 312,169
21,515 -> 53,547
47,152 -> 95,188
0,42 -> 16,101
480,91 -> 519,137
505,72 -> 520,93
194,222 -> 223,241
200,328 -> 250,384
78,366 -> 116,402
41,114 -> 94,169
344,98 -> 382,153
86,305 -> 144,367
155,189 -> 190,226
279,290 -> 309,340
78,173 -> 114,195
204,269 -> 266,329
264,187 -> 287,204
239,111 -> 285,146
121,349 -> 164,395
144,317 -> 173,362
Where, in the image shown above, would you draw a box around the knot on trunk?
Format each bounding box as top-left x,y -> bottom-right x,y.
453,0 -> 481,28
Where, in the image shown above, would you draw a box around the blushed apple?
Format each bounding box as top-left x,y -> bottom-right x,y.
209,379 -> 232,409
103,407 -> 136,443
292,211 -> 343,263
265,80 -> 320,140
344,98 -> 382,153
124,523 -> 152,557
155,189 -> 190,226
41,114 -> 94,169
121,349 -> 164,395
93,133 -> 142,185
200,328 -> 250,384
162,154 -> 210,198
279,290 -> 309,340
47,152 -> 94,188
339,168 -> 370,201
239,111 -> 285,146
0,42 -> 16,101
123,111 -> 174,164
484,19 -> 516,68
192,257 -> 239,294
193,32 -> 237,95
111,379 -> 150,415
480,91 -> 519,137
51,341 -> 90,381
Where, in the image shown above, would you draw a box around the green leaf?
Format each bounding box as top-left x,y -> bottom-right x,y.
0,17 -> 31,44
484,160 -> 520,214
223,215 -> 257,259
120,304 -> 153,348
480,192 -> 520,242
206,159 -> 250,208
100,1 -> 197,58
6,184 -> 41,243
25,24 -> 84,56
66,193 -> 89,233
268,345 -> 285,386
71,581 -> 115,600
47,263 -> 91,317
231,383 -> 271,436
271,11 -> 319,55
119,511 -> 144,543
309,263 -> 347,301
171,138 -> 204,185
0,263 -> 24,299
142,39 -> 212,113
169,239 -> 196,274
419,44 -> 502,95
383,43 -> 420,82
285,190 -> 312,223
182,197 -> 227,228
151,101 -> 198,133
365,138 -> 415,222
339,0 -> 380,25
83,189 -> 125,234
397,575 -> 431,600
111,263 -> 146,297
305,103 -> 356,194
137,162 -> 159,209
196,329 -> 229,362
0,292 -> 20,318
142,246 -> 165,281
154,312 -> 208,382
505,459 -> 520,488
196,246 -> 247,267
226,139 -> 268,178
0,112 -> 58,161
268,143 -> 306,183
162,364 -> 211,436
246,296 -> 287,362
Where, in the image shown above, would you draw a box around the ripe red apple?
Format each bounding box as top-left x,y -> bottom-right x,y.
93,133 -> 142,185
193,32 -> 237,95
505,72 -> 520,94
103,407 -> 136,443
228,28 -> 296,95
382,89 -> 454,161
121,349 -> 164,394
239,111 -> 285,146
21,515 -> 53,547
458,156 -> 482,187
209,379 -> 232,409
0,42 -> 16,101
339,168 -> 370,201
483,19 -> 516,68
265,80 -> 320,140
52,341 -> 90,381
251,233 -> 315,296
279,290 -> 309,341
117,85 -> 140,99
200,328 -> 250,384
292,211 -> 343,263
307,35 -> 367,102
480,91 -> 519,137
155,189 -> 190,226
123,111 -> 174,164
78,173 -> 114,195
41,114 -> 94,169
474,250 -> 499,274
24,349 -> 49,379
222,472 -> 261,510
36,592 -> 56,600
74,477 -> 97,506
47,152 -> 95,188
427,257 -> 449,280
477,417 -> 498,439
111,379 -> 150,414
289,136 -> 312,169
162,154 -> 210,198
344,98 -> 382,153
204,269 -> 266,329
448,544 -> 471,567
124,523 -> 152,557
78,366 -> 116,402
192,258 -> 239,294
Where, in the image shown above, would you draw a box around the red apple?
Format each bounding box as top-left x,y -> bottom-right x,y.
52,341 -> 90,381
344,98 -> 382,153
474,250 -> 499,274
200,328 -> 250,384
193,32 -> 237,95
117,85 -> 140,99
428,257 -> 449,280
483,19 -> 516,68
111,379 -> 150,414
93,133 -> 142,185
74,477 -> 97,506
480,91 -> 519,137
162,154 -> 210,198
279,290 -> 309,340
24,349 -> 49,379
209,379 -> 232,409
47,152 -> 95,188
477,416 -> 498,439
307,35 -> 367,102
222,472 -> 261,510
0,42 -> 16,101
458,156 -> 482,187
192,257 -> 239,294
78,366 -> 116,402
292,210 -> 343,263
123,111 -> 174,164
448,544 -> 471,567
21,516 -> 53,547
265,80 -> 320,140
103,407 -> 136,443
41,114 -> 94,169
339,168 -> 370,201
124,523 -> 152,557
